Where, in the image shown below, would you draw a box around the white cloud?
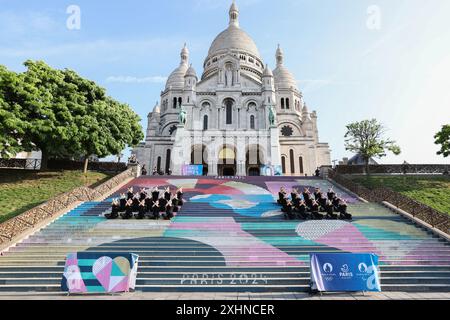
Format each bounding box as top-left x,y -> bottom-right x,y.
106,76 -> 168,84
0,10 -> 59,38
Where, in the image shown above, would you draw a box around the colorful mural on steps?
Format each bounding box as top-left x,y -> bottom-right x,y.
7,177 -> 448,272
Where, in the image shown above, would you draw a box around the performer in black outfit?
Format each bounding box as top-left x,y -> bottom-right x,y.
338,200 -> 352,220
119,194 -> 127,212
332,196 -> 341,212
327,188 -> 336,201
105,199 -> 120,219
152,200 -> 160,219
145,195 -> 153,213
292,193 -> 301,209
136,200 -> 146,219
284,201 -> 295,220
152,187 -> 160,202
139,188 -> 147,202
278,187 -> 287,205
318,196 -> 328,212
325,200 -> 338,219
297,200 -> 309,220
132,193 -> 140,212
159,196 -> 167,214
164,200 -> 174,220
177,188 -> 184,202
127,187 -> 134,200
314,188 -> 322,201
311,200 -> 323,220
122,199 -> 134,219
164,187 -> 172,201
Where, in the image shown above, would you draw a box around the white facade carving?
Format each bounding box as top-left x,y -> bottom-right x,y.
134,2 -> 331,176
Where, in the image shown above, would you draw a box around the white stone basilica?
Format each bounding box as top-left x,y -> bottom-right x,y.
134,2 -> 331,176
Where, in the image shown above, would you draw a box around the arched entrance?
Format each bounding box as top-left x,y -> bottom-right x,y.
191,145 -> 209,176
218,146 -> 236,176
246,145 -> 264,176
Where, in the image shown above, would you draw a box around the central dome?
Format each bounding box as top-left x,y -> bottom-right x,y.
208,25 -> 261,59
208,1 -> 261,60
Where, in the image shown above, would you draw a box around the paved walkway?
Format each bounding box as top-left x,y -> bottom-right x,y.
0,292 -> 449,300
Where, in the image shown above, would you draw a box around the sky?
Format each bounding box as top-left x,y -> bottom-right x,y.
0,0 -> 449,164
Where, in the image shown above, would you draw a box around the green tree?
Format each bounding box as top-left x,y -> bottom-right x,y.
18,60 -> 79,169
1,61 -> 143,172
0,66 -> 30,158
60,69 -> 143,173
434,125 -> 450,158
344,119 -> 401,175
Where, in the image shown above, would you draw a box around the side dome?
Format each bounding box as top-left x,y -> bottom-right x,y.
165,44 -> 190,90
273,66 -> 298,90
166,64 -> 189,90
273,45 -> 298,90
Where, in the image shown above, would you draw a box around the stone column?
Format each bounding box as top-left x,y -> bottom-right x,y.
269,126 -> 282,167
171,125 -> 187,176
236,137 -> 246,176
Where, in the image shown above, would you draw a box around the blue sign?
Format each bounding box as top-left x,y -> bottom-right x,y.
310,253 -> 381,292
182,165 -> 204,176
261,165 -> 283,176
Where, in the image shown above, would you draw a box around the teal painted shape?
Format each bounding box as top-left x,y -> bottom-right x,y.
259,237 -> 321,246
111,261 -> 125,277
241,222 -> 299,230
77,259 -> 99,267
353,223 -> 416,240
80,273 -> 97,280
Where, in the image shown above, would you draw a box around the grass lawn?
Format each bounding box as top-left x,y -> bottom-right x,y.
348,175 -> 450,214
0,170 -> 112,224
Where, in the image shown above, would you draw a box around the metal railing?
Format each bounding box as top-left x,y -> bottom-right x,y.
0,158 -> 41,170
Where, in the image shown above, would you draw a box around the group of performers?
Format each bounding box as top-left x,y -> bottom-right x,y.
278,187 -> 352,221
105,186 -> 184,220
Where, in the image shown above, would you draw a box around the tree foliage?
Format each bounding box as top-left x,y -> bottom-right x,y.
344,119 -> 401,175
0,66 -> 29,158
0,61 -> 144,171
434,125 -> 450,158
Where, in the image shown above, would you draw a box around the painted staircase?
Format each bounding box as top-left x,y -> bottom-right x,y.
0,176 -> 449,293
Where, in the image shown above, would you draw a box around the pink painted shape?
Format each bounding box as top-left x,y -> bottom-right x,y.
206,185 -> 245,195
109,276 -> 129,292
315,224 -> 381,257
95,261 -> 113,291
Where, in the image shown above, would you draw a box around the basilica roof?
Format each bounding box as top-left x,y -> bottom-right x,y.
202,1 -> 264,81
207,25 -> 262,61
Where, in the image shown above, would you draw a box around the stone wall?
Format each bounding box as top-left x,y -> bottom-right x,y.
335,164 -> 450,175
0,168 -> 136,246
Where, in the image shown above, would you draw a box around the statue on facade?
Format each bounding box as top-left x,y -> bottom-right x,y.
225,65 -> 233,87
179,107 -> 187,126
269,106 -> 276,126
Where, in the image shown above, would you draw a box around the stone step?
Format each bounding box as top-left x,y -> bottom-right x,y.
1,253 -> 450,263
2,271 -> 449,279
0,259 -> 449,267
5,251 -> 450,259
